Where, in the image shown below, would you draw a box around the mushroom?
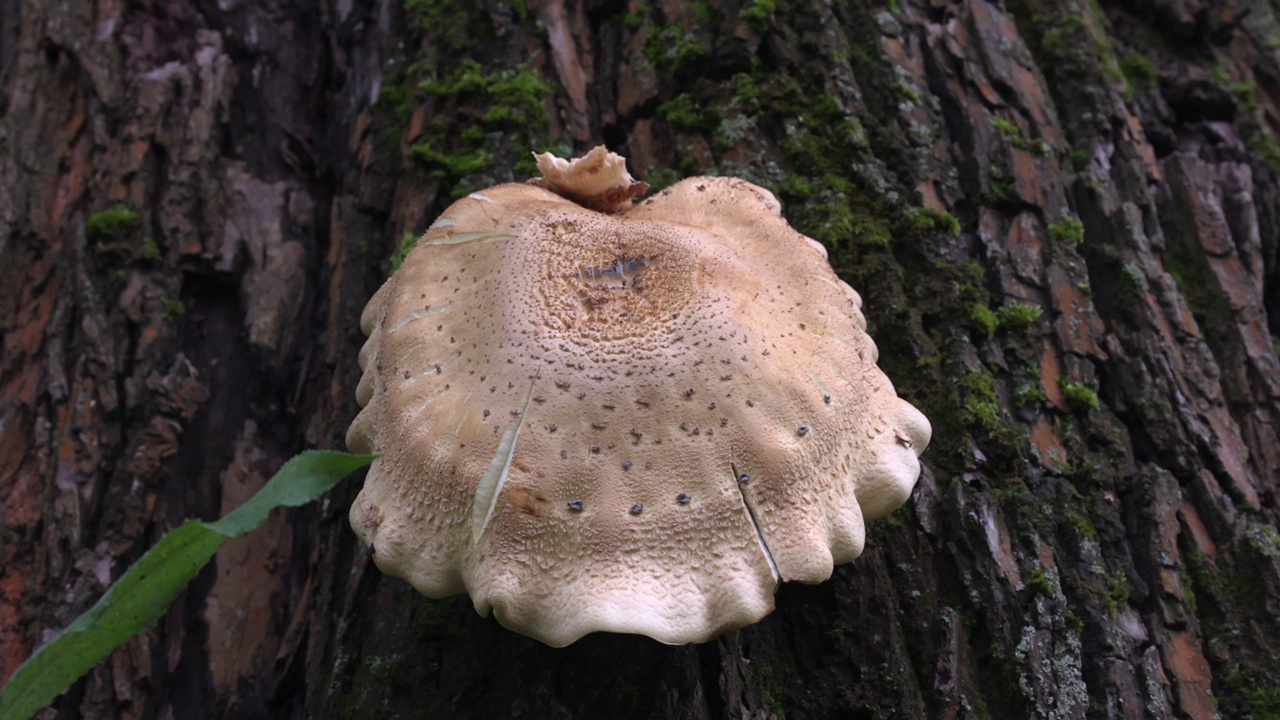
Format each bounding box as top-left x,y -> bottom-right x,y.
346,146 -> 931,647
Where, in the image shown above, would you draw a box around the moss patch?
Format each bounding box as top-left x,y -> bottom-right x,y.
1103,569 -> 1130,614
657,93 -> 719,132
1027,567 -> 1054,595
1048,217 -> 1085,245
409,59 -> 554,195
1060,381 -> 1100,411
87,203 -> 142,240
389,232 -> 419,272
988,115 -> 1049,155
971,304 -> 1000,339
1119,52 -> 1157,90
739,0 -> 777,34
960,371 -> 1003,434
997,302 -> 1044,329
161,298 -> 185,320
1014,383 -> 1047,408
644,24 -> 712,82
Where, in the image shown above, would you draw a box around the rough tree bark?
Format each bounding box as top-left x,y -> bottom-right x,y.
2,0 -> 1278,717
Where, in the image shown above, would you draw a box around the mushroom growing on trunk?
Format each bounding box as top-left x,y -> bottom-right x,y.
346,147 -> 931,647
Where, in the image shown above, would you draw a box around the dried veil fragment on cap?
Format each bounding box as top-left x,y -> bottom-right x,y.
529,145 -> 649,213
346,146 -> 932,647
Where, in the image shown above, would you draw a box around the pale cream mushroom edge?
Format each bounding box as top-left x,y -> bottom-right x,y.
346,146 -> 932,647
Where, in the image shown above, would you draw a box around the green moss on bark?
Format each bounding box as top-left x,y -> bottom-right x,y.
409,59 -> 554,194
86,203 -> 142,239
1047,217 -> 1085,245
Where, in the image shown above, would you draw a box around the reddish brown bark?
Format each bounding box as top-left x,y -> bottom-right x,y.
2,0 -> 1278,718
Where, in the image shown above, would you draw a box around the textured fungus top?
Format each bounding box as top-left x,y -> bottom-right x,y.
347,147 -> 931,647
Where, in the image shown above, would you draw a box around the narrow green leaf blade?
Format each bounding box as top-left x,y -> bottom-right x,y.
0,450 -> 375,720
0,522 -> 223,720
209,450 -> 377,537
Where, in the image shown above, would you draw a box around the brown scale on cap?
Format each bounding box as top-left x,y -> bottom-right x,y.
346,147 -> 931,647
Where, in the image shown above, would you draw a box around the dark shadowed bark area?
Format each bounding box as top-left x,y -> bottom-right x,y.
2,0 -> 1278,717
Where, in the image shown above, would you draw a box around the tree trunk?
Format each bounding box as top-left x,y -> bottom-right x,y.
2,0 -> 1278,717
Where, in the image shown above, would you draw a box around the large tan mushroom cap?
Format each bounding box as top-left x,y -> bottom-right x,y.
347,148 -> 931,647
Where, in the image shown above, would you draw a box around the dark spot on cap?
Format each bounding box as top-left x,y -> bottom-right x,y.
630,503 -> 644,515
797,426 -> 809,436
567,500 -> 585,511
622,460 -> 633,471
739,473 -> 750,484
677,493 -> 691,504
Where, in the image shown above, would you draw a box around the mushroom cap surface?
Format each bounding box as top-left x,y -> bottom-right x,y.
347,149 -> 931,647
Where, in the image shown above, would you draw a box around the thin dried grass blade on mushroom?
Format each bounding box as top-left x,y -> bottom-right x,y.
346,146 -> 931,647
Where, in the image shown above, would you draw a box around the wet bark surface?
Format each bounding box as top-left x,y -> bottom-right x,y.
1,0 -> 1278,718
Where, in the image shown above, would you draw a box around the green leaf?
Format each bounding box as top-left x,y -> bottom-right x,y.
0,450 -> 376,720
208,450 -> 376,537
